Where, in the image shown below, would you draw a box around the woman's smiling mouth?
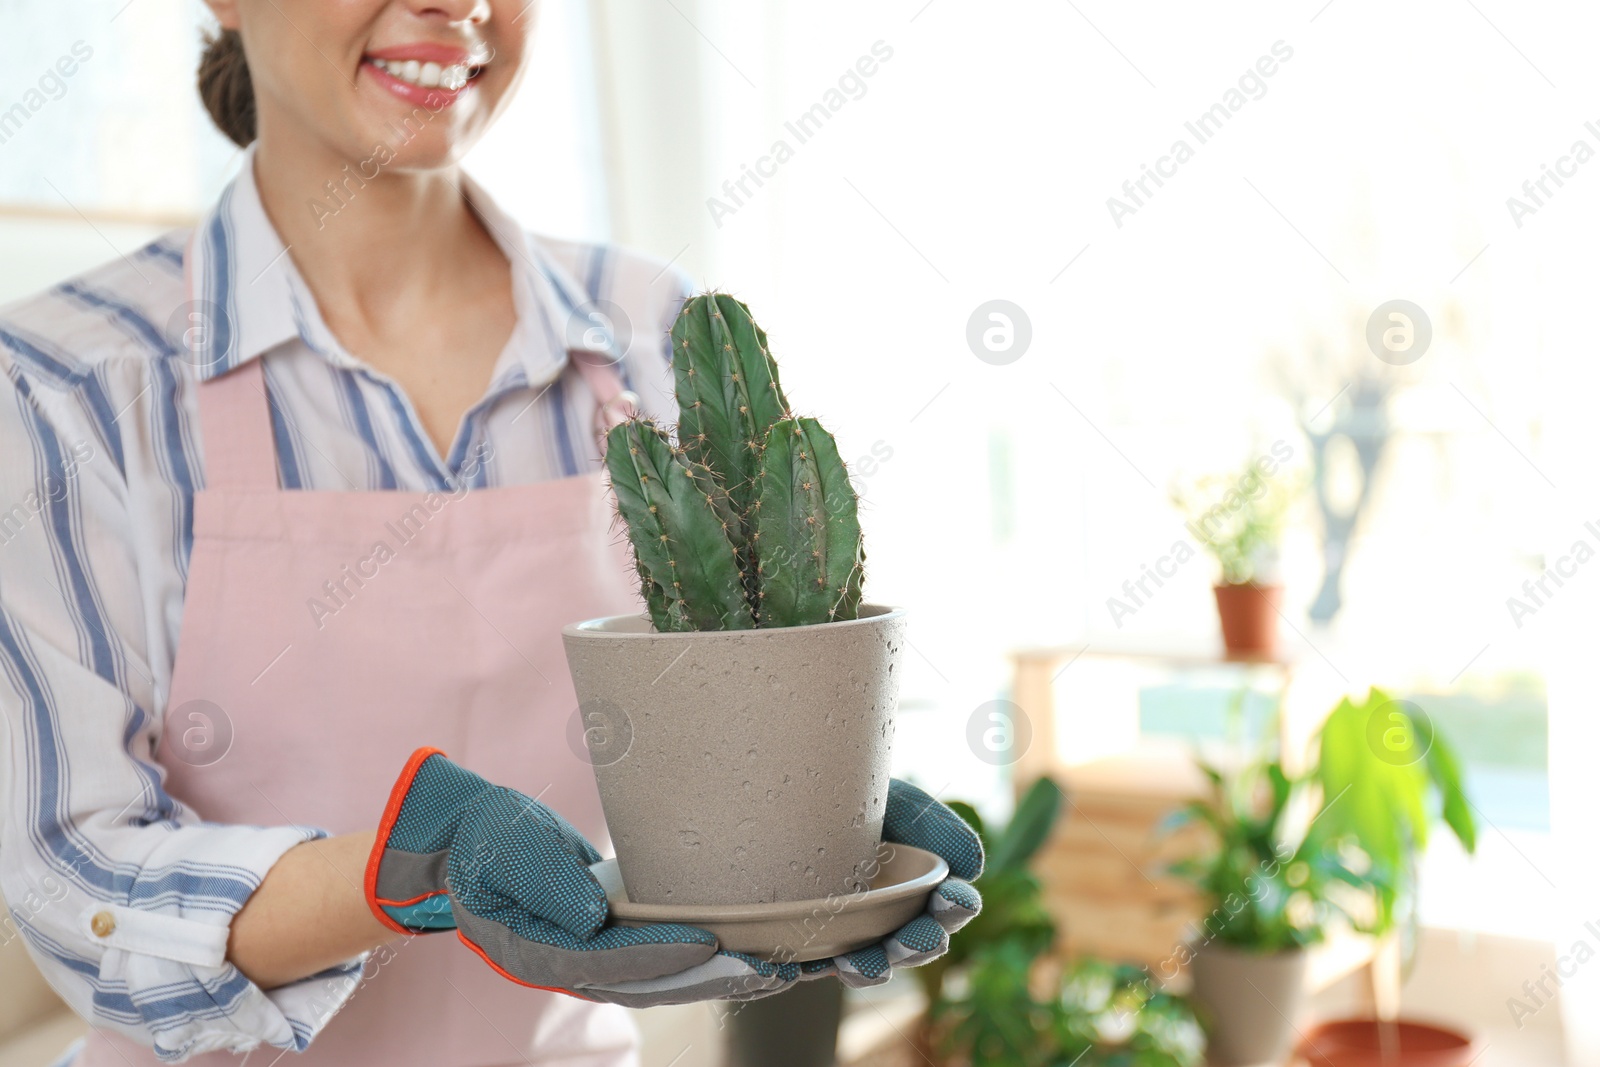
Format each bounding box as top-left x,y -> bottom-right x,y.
370,57 -> 477,90
362,44 -> 488,106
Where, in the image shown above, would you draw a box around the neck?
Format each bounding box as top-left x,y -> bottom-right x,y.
251,132 -> 492,326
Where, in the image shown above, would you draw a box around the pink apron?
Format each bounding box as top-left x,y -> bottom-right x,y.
78,329 -> 644,1066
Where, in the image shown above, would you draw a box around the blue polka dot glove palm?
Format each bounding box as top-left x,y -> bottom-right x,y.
366,752 -> 982,1004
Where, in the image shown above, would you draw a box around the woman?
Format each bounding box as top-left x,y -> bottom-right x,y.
0,2 -> 983,1065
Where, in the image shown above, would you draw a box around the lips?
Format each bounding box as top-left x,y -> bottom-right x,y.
361,43 -> 488,108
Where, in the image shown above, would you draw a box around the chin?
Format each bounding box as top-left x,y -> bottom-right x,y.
375,132 -> 475,171
329,115 -> 480,176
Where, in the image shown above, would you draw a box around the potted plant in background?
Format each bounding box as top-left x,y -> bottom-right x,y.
918,778 -> 1206,1067
1161,755 -> 1353,1066
1166,689 -> 1480,1067
1173,455 -> 1298,657
1295,689 -> 1480,1067
564,293 -> 902,917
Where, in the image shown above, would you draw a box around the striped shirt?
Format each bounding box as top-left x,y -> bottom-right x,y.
0,149 -> 689,1062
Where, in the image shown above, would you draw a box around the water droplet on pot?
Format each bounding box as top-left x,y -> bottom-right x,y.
789,860 -> 799,871
804,865 -> 816,880
679,831 -> 702,848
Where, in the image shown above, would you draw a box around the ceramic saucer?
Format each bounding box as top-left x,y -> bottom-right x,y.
589,845 -> 949,963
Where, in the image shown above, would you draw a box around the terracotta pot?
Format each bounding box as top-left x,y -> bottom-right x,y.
1297,1018 -> 1476,1067
1188,943 -> 1308,1066
1213,582 -> 1282,657
562,605 -> 905,907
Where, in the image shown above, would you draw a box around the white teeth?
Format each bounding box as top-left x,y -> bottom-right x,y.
370,56 -> 477,90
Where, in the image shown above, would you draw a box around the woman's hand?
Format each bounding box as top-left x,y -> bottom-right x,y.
367,748 -> 721,995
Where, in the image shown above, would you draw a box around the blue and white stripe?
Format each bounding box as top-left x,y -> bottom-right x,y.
0,150 -> 690,1061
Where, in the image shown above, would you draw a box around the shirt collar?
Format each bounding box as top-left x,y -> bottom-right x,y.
184,144 -> 616,385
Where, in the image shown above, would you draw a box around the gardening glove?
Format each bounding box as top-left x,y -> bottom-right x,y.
803,777 -> 985,988
365,747 -> 722,997
585,779 -> 985,1006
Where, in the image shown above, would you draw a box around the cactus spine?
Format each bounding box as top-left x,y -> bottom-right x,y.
607,293 -> 864,630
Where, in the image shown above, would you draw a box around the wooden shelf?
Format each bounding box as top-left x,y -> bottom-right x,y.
1012,636 -> 1301,670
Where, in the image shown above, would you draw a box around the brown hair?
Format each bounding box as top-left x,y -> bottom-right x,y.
197,28 -> 257,148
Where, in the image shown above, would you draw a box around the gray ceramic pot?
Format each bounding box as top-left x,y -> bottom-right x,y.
562,604 -> 906,907
1188,942 -> 1309,1067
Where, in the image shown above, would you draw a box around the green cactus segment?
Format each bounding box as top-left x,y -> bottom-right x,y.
634,558 -> 676,634
672,294 -> 790,515
605,419 -> 755,632
690,453 -> 762,614
753,418 -> 865,626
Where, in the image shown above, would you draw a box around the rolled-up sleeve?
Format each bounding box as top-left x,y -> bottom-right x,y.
0,352 -> 361,1062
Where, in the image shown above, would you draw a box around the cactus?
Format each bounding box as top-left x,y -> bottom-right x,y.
752,418 -> 865,625
672,294 -> 790,511
605,418 -> 755,632
671,295 -> 792,607
604,293 -> 867,630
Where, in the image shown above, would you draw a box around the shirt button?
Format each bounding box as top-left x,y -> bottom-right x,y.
90,911 -> 116,938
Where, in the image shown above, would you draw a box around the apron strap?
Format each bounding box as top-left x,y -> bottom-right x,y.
186,218 -> 281,493
570,351 -> 640,455
197,353 -> 637,493
197,359 -> 280,492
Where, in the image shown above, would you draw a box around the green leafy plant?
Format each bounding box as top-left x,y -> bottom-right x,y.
1161,757 -> 1359,953
921,778 -> 1204,1067
1166,687 -> 1478,955
1172,460 -> 1297,586
1307,687 -> 1477,938
915,777 -> 1064,1007
607,294 -> 865,631
1055,958 -> 1206,1067
937,947 -> 1204,1067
